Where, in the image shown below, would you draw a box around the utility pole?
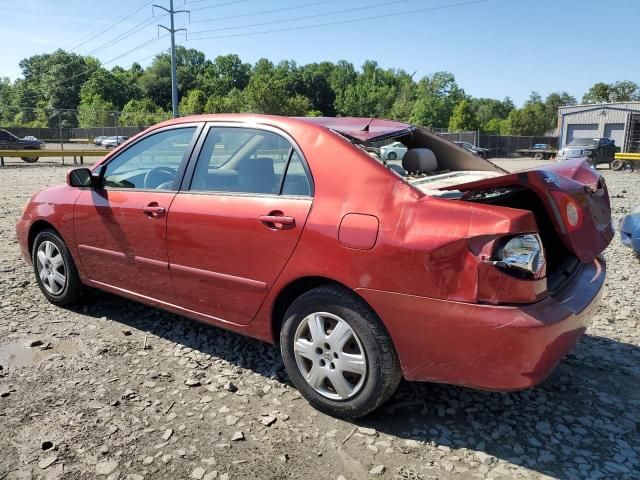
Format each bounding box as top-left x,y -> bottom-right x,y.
154,0 -> 188,118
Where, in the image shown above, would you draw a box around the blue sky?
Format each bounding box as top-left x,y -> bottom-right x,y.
1,0 -> 638,105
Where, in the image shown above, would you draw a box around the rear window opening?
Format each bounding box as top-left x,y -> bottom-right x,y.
352,127 -> 505,198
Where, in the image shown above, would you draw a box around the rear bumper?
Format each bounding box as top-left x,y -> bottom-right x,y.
357,257 -> 605,391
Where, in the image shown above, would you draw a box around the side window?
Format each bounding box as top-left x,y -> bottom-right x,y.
191,127 -> 291,195
282,152 -> 311,196
103,127 -> 196,190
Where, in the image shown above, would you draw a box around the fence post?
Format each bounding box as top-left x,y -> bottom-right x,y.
58,110 -> 65,165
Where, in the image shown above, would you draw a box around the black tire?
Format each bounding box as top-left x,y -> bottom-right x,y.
611,159 -> 624,171
21,156 -> 39,163
534,152 -> 543,160
32,229 -> 84,306
387,151 -> 397,160
280,285 -> 402,418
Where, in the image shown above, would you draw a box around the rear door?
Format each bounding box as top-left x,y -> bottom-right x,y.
74,124 -> 201,302
166,124 -> 313,325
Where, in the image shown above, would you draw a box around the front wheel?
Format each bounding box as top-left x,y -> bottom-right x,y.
21,156 -> 39,163
32,229 -> 84,306
280,285 -> 401,418
387,151 -> 397,160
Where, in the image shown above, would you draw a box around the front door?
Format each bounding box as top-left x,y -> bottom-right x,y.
167,125 -> 313,325
74,125 -> 199,302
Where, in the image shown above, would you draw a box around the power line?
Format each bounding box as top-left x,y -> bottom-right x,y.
190,0 -> 248,12
190,0 -> 415,35
66,0 -> 155,51
188,0 -> 486,41
17,36 -> 170,101
191,0 -> 340,24
84,14 -> 167,57
57,36 -> 168,88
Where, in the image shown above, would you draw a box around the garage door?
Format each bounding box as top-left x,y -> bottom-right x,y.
604,123 -> 625,148
567,124 -> 598,144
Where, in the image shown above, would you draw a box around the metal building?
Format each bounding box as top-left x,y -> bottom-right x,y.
558,102 -> 640,151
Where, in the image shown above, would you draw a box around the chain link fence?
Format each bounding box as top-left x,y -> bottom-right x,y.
0,107 -> 172,146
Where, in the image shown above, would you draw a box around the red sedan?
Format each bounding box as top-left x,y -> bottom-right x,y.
16,115 -> 613,418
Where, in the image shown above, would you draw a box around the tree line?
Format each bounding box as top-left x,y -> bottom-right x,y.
1,47 -> 639,135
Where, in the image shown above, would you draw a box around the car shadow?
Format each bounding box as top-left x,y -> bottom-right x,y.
76,290 -> 639,480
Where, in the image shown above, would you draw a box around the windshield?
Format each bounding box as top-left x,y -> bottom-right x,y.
568,138 -> 597,147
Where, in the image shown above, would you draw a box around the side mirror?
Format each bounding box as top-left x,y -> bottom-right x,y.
67,168 -> 103,188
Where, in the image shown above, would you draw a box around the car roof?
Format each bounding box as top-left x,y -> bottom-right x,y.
163,114 -> 413,143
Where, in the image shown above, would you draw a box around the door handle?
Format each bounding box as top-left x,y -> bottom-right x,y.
259,214 -> 295,229
142,204 -> 166,217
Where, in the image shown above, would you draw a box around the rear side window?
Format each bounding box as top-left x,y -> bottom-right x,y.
190,127 -> 311,196
282,152 -> 311,196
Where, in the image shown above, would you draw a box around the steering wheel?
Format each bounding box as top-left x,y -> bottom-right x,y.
143,166 -> 177,189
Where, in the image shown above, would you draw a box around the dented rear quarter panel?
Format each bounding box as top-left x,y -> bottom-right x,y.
252,124 -> 541,341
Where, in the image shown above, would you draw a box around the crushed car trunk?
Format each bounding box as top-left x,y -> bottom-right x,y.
440,158 -> 614,266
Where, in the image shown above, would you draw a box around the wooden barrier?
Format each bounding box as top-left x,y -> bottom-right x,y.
0,149 -> 109,167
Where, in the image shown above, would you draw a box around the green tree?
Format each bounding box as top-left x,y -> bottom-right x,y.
484,117 -> 509,134
119,98 -> 167,127
80,68 -> 135,110
335,61 -> 405,117
199,54 -> 251,98
18,49 -> 98,127
179,89 -> 207,115
506,92 -> 547,135
410,72 -> 465,128
471,97 -> 514,132
204,88 -> 246,113
78,96 -> 116,127
581,81 -> 639,104
448,99 -> 479,131
543,91 -> 576,131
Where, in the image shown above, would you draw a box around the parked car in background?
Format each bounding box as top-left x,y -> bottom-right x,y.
557,138 -> 616,167
102,136 -> 129,148
17,114 -> 613,418
620,206 -> 640,256
453,141 -> 490,159
0,128 -> 42,162
23,135 -> 44,145
380,141 -> 407,160
94,136 -> 108,146
516,143 -> 558,160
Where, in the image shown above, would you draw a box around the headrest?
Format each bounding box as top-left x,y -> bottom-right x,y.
402,148 -> 438,174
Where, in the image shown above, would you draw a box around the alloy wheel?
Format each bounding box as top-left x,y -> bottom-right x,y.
293,312 -> 367,400
36,240 -> 66,295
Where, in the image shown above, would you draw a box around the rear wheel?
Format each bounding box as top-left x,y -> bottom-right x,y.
387,151 -> 397,160
32,229 -> 84,306
280,285 -> 401,418
534,152 -> 544,160
21,155 -> 39,163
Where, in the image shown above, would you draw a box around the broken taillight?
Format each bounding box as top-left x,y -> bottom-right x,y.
550,191 -> 583,232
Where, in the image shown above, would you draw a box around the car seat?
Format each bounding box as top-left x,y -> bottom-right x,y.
402,148 -> 438,174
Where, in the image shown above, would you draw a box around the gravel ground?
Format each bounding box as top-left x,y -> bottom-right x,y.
0,161 -> 639,480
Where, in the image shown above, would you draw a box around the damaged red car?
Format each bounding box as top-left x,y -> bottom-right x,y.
16,115 -> 613,418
